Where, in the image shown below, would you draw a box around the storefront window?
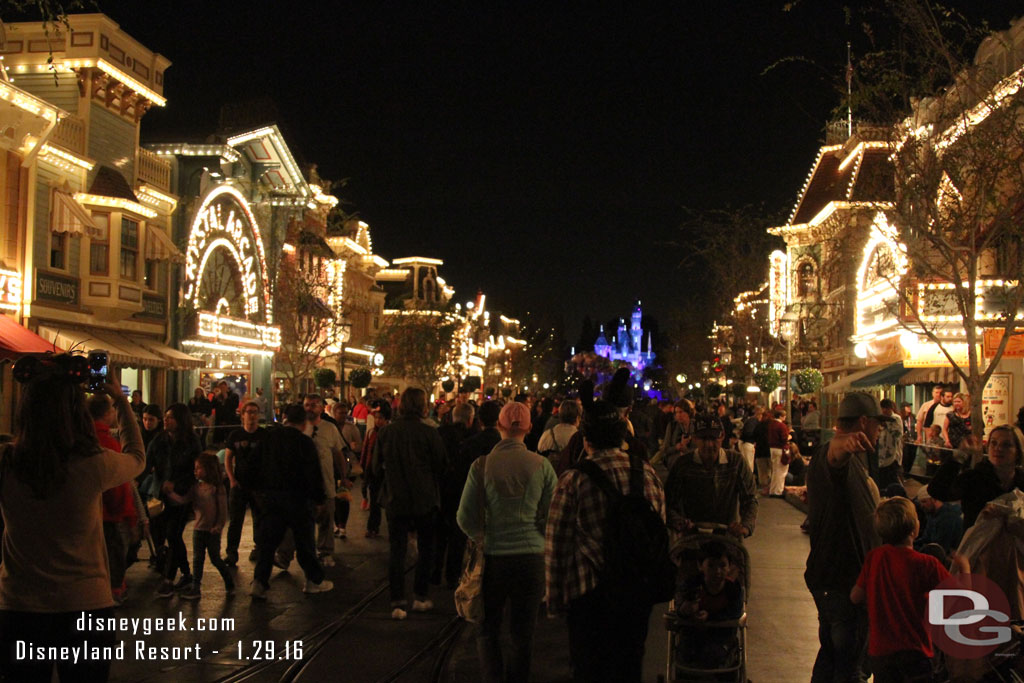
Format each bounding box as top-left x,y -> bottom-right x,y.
120,218 -> 139,280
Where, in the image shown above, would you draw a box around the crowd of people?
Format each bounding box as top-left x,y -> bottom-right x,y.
1,358 -> 1023,682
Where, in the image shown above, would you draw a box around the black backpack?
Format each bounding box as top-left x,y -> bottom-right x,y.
576,455 -> 676,607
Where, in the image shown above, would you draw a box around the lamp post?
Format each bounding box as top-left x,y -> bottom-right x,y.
336,321 -> 352,401
780,311 -> 799,411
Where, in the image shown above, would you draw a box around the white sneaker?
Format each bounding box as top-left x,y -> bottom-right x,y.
321,555 -> 336,567
303,579 -> 334,594
411,599 -> 434,612
391,607 -> 408,620
250,580 -> 268,600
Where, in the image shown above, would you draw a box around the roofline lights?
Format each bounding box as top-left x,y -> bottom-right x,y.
73,192 -> 158,218
147,144 -> 240,163
392,256 -> 444,266
135,184 -> 177,208
0,79 -> 60,121
40,143 -> 94,170
93,59 -> 166,107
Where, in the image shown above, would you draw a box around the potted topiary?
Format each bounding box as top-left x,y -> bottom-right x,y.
441,379 -> 455,393
462,376 -> 482,393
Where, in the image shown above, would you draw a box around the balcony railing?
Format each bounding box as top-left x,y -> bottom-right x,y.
50,114 -> 86,155
136,147 -> 172,192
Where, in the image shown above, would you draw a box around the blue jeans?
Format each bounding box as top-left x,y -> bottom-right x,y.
192,530 -> 233,590
387,510 -> 436,605
810,589 -> 869,683
477,554 -> 545,683
226,484 -> 261,558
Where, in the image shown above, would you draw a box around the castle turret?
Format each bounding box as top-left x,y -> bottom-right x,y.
594,325 -> 611,358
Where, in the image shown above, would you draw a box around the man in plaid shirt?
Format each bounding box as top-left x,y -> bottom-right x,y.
545,400 -> 666,682
664,411 -> 758,538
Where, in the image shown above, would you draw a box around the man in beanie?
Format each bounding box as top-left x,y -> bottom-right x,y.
458,401 -> 556,683
664,411 -> 757,538
546,400 -> 666,682
805,392 -> 883,682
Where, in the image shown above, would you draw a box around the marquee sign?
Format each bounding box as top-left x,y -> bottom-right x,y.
183,185 -> 272,323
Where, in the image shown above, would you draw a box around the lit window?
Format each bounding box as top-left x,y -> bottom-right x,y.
120,217 -> 138,280
50,233 -> 66,269
90,214 -> 110,275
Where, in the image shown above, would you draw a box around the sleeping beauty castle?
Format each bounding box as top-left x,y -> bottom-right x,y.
593,302 -> 655,377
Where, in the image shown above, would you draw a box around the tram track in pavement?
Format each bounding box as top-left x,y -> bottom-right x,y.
214,563 -> 466,683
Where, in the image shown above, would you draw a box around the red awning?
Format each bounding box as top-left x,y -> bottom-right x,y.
0,315 -> 60,360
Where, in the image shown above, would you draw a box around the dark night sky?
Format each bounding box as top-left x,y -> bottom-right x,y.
86,1 -> 1019,337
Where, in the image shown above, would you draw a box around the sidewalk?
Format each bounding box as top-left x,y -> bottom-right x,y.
445,495 -> 820,682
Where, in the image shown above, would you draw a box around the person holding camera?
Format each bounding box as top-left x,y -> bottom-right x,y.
0,354 -> 144,682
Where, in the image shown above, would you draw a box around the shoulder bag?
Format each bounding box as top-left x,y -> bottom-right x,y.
454,455 -> 489,623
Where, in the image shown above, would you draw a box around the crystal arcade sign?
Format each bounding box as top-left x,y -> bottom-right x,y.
182,185 -> 279,354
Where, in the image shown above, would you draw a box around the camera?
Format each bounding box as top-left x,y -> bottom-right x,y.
87,350 -> 109,393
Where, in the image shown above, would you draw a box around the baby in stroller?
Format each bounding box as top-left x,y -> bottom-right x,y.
665,530 -> 749,682
676,540 -> 743,667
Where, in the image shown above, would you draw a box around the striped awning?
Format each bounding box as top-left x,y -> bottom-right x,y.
51,189 -> 97,236
37,326 -> 167,368
145,225 -> 183,262
850,362 -> 910,389
822,365 -> 877,394
127,335 -> 203,369
897,366 -> 961,386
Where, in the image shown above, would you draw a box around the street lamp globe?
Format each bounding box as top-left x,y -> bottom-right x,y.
675,373 -> 686,384
780,311 -> 799,343
701,360 -> 710,375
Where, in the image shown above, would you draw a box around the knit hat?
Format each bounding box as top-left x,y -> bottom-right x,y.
498,401 -> 531,433
603,367 -> 633,408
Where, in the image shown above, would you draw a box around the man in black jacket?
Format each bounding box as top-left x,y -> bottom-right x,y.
372,387 -> 447,619
250,404 -> 333,598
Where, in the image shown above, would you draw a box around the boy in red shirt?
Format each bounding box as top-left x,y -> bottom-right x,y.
851,496 -> 968,682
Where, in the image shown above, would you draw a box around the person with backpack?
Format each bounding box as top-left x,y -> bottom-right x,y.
664,411 -> 758,539
537,400 -> 580,462
545,400 -> 670,683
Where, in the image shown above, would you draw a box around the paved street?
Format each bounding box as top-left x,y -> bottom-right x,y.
107,490 -> 819,682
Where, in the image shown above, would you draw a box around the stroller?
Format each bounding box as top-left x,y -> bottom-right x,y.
663,523 -> 750,682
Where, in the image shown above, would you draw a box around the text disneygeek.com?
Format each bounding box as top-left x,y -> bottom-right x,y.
12,612 -> 283,664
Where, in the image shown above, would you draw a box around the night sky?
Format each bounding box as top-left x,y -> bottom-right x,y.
74,1 -> 1021,338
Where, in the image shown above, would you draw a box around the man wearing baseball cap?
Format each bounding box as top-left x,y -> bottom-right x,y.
804,392 -> 883,682
664,411 -> 757,539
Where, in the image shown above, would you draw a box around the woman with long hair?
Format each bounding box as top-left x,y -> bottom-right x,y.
930,423 -> 1024,528
942,392 -> 972,449
0,359 -> 144,681
149,402 -> 202,597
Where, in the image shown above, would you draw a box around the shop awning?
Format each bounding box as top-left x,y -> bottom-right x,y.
822,365 -> 879,394
127,335 -> 204,369
145,225 -> 184,262
0,315 -> 61,359
37,326 -> 167,368
897,366 -> 961,386
850,362 -> 910,389
51,189 -> 98,236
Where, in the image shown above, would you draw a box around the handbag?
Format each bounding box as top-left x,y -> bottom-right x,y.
454,456 -> 488,623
